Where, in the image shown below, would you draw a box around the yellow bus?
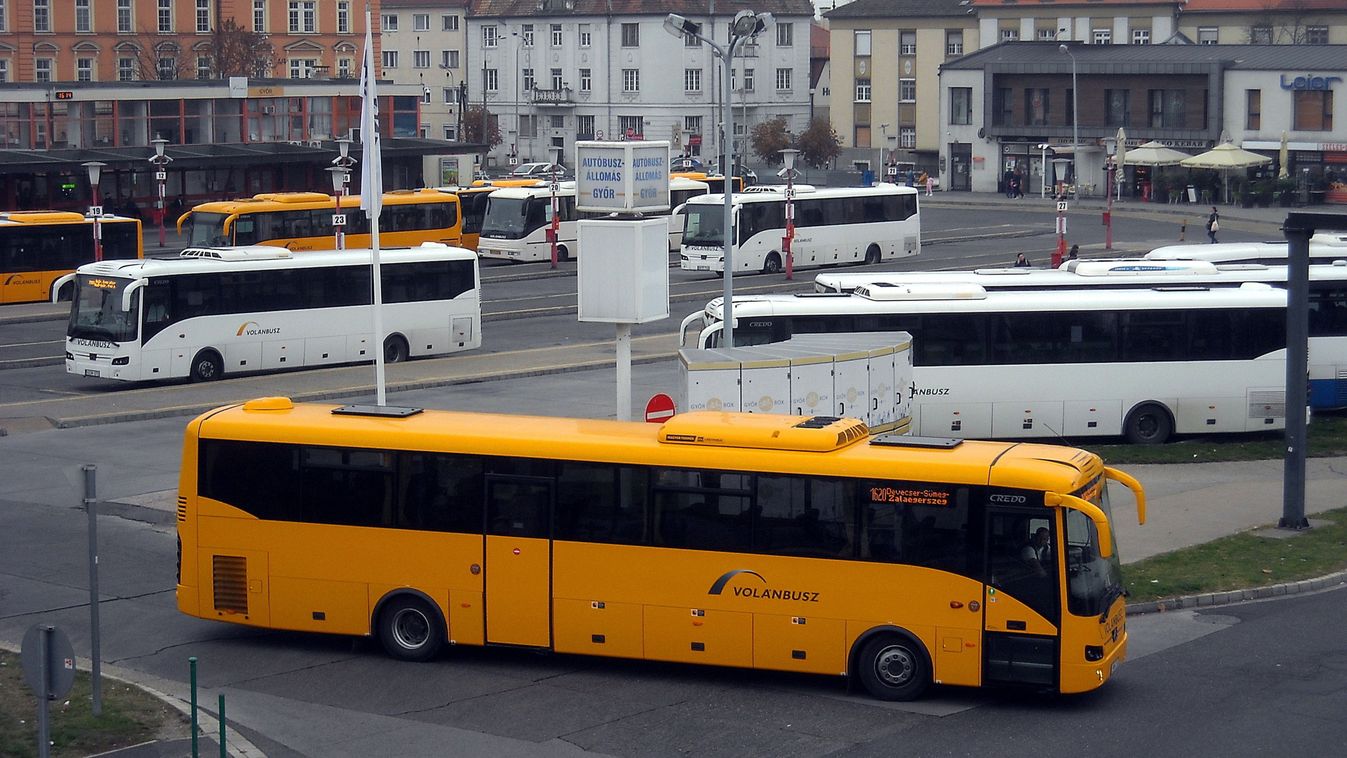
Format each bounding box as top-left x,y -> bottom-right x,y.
177,189 -> 462,251
1,211 -> 142,305
176,400 -> 1145,700
435,185 -> 500,251
672,172 -> 746,195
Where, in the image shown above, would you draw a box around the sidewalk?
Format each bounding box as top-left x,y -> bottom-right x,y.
920,189 -> 1300,228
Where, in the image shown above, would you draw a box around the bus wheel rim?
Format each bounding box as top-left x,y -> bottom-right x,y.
392,608 -> 430,649
874,644 -> 915,687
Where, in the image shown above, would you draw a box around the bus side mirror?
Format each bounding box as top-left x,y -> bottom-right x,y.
121,280 -> 145,313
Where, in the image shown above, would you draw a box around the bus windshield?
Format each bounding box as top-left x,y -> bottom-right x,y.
68,274 -> 138,343
1065,480 -> 1125,617
458,192 -> 491,235
480,197 -> 545,239
682,204 -> 729,247
188,212 -> 232,247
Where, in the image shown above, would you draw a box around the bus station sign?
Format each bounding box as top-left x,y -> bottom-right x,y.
575,140 -> 670,214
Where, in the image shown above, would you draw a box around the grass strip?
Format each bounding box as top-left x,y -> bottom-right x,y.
1125,506 -> 1347,604
0,650 -> 187,758
1086,413 -> 1347,466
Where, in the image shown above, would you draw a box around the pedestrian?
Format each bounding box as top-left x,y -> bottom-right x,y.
1206,206 -> 1220,243
1004,169 -> 1015,198
925,172 -> 935,197
1014,253 -> 1031,267
1068,244 -> 1079,261
1013,169 -> 1024,198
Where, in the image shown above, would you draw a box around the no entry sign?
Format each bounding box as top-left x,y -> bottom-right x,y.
645,393 -> 676,423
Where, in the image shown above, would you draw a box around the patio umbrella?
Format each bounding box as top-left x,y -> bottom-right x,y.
1115,127 -> 1127,199
1122,140 -> 1191,167
1180,142 -> 1272,203
1279,132 -> 1290,180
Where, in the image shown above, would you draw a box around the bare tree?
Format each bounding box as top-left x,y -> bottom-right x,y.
125,32 -> 194,81
462,105 -> 502,150
1246,0 -> 1322,44
749,117 -> 792,167
211,17 -> 282,78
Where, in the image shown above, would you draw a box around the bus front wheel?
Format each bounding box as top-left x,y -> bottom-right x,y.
557,245 -> 571,262
864,244 -> 882,265
377,595 -> 444,662
189,350 -> 223,382
762,252 -> 783,275
1124,403 -> 1173,445
856,633 -> 930,701
383,335 -> 409,363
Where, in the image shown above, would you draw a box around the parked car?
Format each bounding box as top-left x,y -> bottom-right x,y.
509,162 -> 567,179
671,156 -> 706,172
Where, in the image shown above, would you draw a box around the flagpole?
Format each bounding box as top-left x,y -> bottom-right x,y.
362,4 -> 387,405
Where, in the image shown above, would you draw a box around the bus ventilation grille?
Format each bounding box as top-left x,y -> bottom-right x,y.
1247,391 -> 1286,419
212,555 -> 249,615
176,496 -> 187,523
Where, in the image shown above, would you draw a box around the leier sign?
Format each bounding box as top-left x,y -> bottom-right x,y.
1280,73 -> 1343,91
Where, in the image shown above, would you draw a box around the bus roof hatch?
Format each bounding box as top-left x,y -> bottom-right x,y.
658,411 -> 869,452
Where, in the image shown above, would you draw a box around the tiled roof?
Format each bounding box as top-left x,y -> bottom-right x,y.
1182,0 -> 1345,10
942,41 -> 1347,71
384,0 -> 469,8
966,0 -> 1176,6
470,0 -> 815,18
825,0 -> 971,20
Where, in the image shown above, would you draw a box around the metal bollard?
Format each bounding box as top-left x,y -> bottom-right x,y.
190,656 -> 198,758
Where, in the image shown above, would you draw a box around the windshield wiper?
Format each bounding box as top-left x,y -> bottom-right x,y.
72,325 -> 118,341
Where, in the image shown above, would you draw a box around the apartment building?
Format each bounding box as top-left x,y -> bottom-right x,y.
1177,0 -> 1347,46
381,0 -> 468,147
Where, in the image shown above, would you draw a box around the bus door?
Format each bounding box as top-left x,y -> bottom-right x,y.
484,475 -> 553,647
982,505 -> 1060,688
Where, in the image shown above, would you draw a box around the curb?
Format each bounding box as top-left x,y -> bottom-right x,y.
1126,569 -> 1347,615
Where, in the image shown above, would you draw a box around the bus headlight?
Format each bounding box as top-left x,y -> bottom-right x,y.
1084,645 -> 1104,661
112,357 -> 130,365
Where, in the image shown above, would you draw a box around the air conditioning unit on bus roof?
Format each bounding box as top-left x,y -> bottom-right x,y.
180,246 -> 294,261
854,282 -> 987,301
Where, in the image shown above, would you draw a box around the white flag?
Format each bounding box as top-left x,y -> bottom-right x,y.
359,9 -> 382,220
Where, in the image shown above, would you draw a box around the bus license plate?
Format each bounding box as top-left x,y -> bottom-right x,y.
84,369 -> 100,377
697,265 -> 709,271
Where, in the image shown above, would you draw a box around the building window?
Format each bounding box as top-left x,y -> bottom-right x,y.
1148,89 -> 1186,129
743,68 -> 755,92
855,79 -> 871,102
900,31 -> 916,56
442,15 -> 458,32
619,115 -> 641,138
197,55 -> 211,79
421,88 -> 430,105
685,68 -> 702,93
413,13 -> 429,32
551,23 -> 562,46
442,87 -> 455,104
484,25 -> 498,48
158,0 -> 173,32
337,1 -> 349,33
854,30 -> 871,57
549,114 -> 564,129
289,58 -> 319,78
0,59 -> 7,81
35,57 -> 52,81
899,127 -> 915,149
157,57 -> 175,80
550,68 -> 562,89
77,57 -> 93,81
622,68 -> 639,93
1105,89 -> 1130,126
484,68 -> 498,92
621,23 -> 638,47
443,125 -> 454,140
579,68 -> 591,92
289,1 -> 316,33
684,29 -> 699,47
777,22 -> 792,46
442,50 -> 458,69
337,57 -> 352,78
33,0 -> 49,32
1246,89 -> 1260,130
577,114 -> 594,139
579,24 -> 590,47
0,0 -> 6,33
775,68 -> 792,91
1092,28 -> 1111,45
413,50 -> 430,69
946,30 -> 963,56
523,68 -> 534,91
1293,90 -> 1333,131
685,115 -> 701,134
1197,27 -> 1218,44
1250,25 -> 1273,44
196,0 -> 210,32
1132,29 -> 1150,45
1000,28 -> 1019,42
522,23 -> 534,47
899,78 -> 916,103
1306,26 -> 1328,45
382,14 -> 396,31
994,87 -> 1013,126
950,87 -> 972,125
253,0 -> 265,32
75,0 -> 91,33
1037,28 -> 1057,41
382,51 -> 398,69
118,57 -> 135,81
1025,88 -> 1049,126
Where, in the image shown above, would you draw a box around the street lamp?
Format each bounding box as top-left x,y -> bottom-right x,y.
877,123 -> 890,183
81,161 -> 106,262
547,144 -> 563,269
1059,44 -> 1078,198
1036,143 -> 1049,198
148,138 -> 172,248
664,9 -> 772,348
778,148 -> 799,280
328,138 -> 356,250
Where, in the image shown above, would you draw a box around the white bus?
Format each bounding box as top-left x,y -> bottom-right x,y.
1143,233 -> 1347,265
812,259 -> 1347,411
679,183 -> 921,276
667,176 -> 711,250
63,243 -> 481,382
680,283 -> 1289,444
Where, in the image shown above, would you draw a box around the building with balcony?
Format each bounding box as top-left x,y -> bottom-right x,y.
466,0 -> 815,173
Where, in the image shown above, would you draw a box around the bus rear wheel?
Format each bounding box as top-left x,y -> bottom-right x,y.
557,245 -> 571,262
762,252 -> 783,275
856,633 -> 930,701
383,335 -> 409,363
865,245 -> 882,265
189,350 -> 223,382
1124,403 -> 1173,445
378,595 -> 444,662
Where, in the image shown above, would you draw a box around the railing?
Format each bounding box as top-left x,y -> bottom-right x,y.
530,87 -> 573,105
